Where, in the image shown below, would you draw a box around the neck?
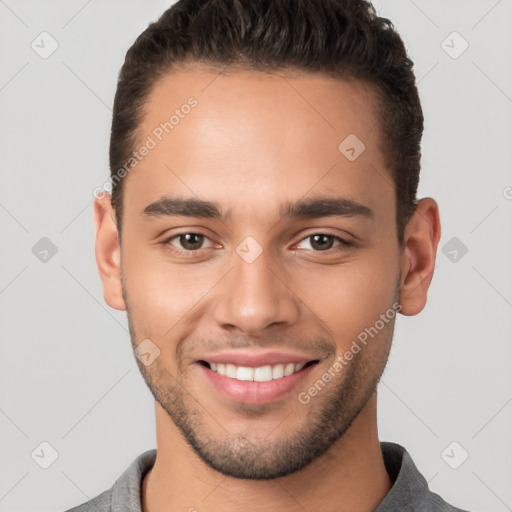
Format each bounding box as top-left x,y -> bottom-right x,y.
142,393 -> 392,512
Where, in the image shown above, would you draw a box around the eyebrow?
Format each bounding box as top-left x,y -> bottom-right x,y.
280,196 -> 374,220
141,195 -> 374,222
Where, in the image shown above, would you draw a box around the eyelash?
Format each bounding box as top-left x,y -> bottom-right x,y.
161,232 -> 353,257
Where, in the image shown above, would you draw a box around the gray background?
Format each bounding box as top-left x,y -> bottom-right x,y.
1,1 -> 511,511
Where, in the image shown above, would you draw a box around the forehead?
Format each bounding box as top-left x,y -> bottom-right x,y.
123,65 -> 393,226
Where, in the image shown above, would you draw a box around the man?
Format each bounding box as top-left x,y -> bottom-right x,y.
67,0 -> 469,510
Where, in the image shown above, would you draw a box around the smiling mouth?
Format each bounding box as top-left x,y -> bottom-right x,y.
198,360 -> 319,382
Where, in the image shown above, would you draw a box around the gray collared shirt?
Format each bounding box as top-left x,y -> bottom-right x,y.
64,442 -> 470,511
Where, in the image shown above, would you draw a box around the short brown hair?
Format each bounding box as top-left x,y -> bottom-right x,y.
109,0 -> 423,244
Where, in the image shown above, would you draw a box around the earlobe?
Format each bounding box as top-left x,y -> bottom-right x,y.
398,198 -> 441,316
94,193 -> 126,311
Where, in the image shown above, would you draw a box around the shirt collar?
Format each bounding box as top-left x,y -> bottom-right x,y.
375,441 -> 431,511
110,442 -> 427,511
111,448 -> 157,512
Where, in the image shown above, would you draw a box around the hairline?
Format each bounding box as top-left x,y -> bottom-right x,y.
115,60 -> 404,247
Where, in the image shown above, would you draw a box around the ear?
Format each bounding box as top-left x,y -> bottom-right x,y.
94,193 -> 126,311
399,197 -> 441,316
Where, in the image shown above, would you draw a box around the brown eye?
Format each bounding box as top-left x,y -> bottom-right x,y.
177,233 -> 205,251
309,234 -> 335,251
164,232 -> 215,254
296,233 -> 351,252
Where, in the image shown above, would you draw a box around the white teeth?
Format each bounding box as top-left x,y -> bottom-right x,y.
236,366 -> 254,381
272,364 -> 284,379
254,365 -> 273,382
284,363 -> 295,377
206,360 -> 310,381
225,363 -> 237,379
294,362 -> 305,372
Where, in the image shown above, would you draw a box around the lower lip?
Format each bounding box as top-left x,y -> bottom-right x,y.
196,362 -> 317,405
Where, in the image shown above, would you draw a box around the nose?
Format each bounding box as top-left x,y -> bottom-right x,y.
212,245 -> 300,337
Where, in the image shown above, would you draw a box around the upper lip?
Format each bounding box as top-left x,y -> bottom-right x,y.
197,350 -> 319,368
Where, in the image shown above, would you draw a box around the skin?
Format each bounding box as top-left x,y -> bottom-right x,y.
94,65 -> 441,512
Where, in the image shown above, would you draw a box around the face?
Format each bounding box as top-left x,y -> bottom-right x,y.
98,66 -> 425,480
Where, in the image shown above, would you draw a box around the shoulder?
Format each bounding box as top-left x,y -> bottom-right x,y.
61,449 -> 157,512
62,488 -> 112,512
378,441 -> 471,512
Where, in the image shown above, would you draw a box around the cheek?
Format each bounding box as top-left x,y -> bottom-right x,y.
291,249 -> 399,345
123,231 -> 399,346
122,249 -> 219,336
